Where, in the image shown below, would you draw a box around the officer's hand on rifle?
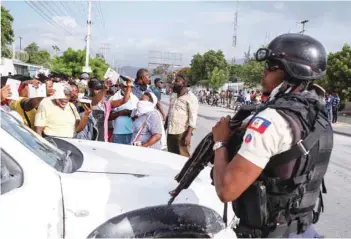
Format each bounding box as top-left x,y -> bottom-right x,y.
212,115 -> 235,142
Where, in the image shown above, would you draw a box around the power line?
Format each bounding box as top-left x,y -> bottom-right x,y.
97,1 -> 106,34
92,4 -> 105,36
24,1 -> 77,37
74,1 -> 89,25
42,1 -> 81,35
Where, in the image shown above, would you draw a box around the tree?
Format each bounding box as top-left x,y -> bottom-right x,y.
190,50 -> 229,86
208,67 -> 228,90
52,45 -> 60,56
51,48 -> 109,80
190,53 -> 204,85
152,65 -> 169,76
239,60 -> 264,88
177,67 -> 194,85
15,51 -> 29,62
315,44 -> 351,102
96,53 -> 104,59
24,42 -> 51,66
1,6 -> 15,58
229,64 -> 243,79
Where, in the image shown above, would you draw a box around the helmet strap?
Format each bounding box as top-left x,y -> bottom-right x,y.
283,72 -> 310,93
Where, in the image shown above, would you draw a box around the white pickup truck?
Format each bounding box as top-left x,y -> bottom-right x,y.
0,108 -> 237,238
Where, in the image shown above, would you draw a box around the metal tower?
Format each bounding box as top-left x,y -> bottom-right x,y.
232,3 -> 238,47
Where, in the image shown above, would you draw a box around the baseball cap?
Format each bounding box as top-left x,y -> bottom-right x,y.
154,78 -> 163,84
88,79 -> 104,90
80,72 -> 90,80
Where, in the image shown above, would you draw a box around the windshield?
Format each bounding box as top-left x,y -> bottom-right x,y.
1,110 -> 65,171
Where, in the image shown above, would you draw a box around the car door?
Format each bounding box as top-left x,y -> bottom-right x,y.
0,130 -> 64,239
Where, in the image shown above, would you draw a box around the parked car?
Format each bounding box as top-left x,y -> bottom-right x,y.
0,108 -> 237,238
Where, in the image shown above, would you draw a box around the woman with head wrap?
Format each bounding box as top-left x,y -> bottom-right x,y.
131,92 -> 163,150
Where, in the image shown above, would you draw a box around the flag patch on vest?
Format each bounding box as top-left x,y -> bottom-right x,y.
244,133 -> 252,143
248,117 -> 271,134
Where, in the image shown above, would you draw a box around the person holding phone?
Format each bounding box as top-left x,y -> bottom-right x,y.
75,99 -> 98,141
89,77 -> 133,142
8,78 -> 45,129
34,83 -> 92,138
109,80 -> 138,145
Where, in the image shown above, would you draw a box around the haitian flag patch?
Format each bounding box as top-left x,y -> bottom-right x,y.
248,117 -> 271,134
244,134 -> 253,143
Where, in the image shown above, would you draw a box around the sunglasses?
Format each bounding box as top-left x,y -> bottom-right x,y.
264,61 -> 283,72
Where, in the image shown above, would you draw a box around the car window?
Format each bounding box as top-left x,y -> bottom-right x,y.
1,111 -> 64,171
1,149 -> 24,195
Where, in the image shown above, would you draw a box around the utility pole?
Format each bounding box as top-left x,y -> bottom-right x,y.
299,20 -> 309,34
19,37 -> 23,51
12,42 -> 16,59
83,0 -> 92,73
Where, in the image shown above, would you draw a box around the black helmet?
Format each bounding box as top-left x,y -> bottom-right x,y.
255,33 -> 327,81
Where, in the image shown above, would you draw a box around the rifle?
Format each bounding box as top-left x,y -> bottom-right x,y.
168,104 -> 260,205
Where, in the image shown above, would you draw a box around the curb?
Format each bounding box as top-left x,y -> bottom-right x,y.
333,131 -> 351,137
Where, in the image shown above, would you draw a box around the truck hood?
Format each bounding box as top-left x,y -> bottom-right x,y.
59,139 -> 236,238
64,138 -> 211,182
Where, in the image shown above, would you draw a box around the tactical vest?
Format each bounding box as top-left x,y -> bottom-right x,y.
231,92 -> 333,238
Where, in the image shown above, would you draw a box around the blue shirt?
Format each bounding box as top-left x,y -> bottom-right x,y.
150,86 -> 161,101
132,84 -> 152,99
332,96 -> 340,109
111,91 -> 138,135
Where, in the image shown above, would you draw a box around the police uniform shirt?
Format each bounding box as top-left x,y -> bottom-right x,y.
238,108 -> 294,169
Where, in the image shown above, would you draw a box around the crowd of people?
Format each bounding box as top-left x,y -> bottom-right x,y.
197,88 -> 268,109
0,69 -> 199,157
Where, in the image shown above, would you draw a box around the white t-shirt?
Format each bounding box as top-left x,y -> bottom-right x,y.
238,108 -> 293,169
110,90 -> 138,135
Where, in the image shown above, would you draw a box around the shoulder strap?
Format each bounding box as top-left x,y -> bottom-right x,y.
69,103 -> 79,120
132,112 -> 154,143
20,100 -> 32,128
270,115 -> 327,166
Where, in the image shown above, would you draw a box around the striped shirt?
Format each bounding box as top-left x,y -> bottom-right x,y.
332,96 -> 340,108
167,90 -> 199,135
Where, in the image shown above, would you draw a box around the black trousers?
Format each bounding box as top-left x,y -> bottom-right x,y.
332,108 -> 338,123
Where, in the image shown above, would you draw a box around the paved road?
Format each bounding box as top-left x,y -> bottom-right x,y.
161,95 -> 351,237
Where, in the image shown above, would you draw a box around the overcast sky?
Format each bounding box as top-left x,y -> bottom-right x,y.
4,1 -> 351,68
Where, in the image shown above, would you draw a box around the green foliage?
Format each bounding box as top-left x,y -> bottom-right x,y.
177,67 -> 193,85
50,48 -> 109,80
315,44 -> 351,102
208,67 -> 228,90
15,51 -> 29,62
190,50 -> 229,86
1,6 -> 14,58
229,64 -> 244,79
24,42 -> 51,66
240,60 -> 264,88
52,45 -> 60,52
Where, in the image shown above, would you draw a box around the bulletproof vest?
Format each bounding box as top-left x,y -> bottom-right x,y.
232,92 -> 333,238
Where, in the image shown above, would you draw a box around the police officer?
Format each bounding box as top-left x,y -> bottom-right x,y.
211,33 -> 333,238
